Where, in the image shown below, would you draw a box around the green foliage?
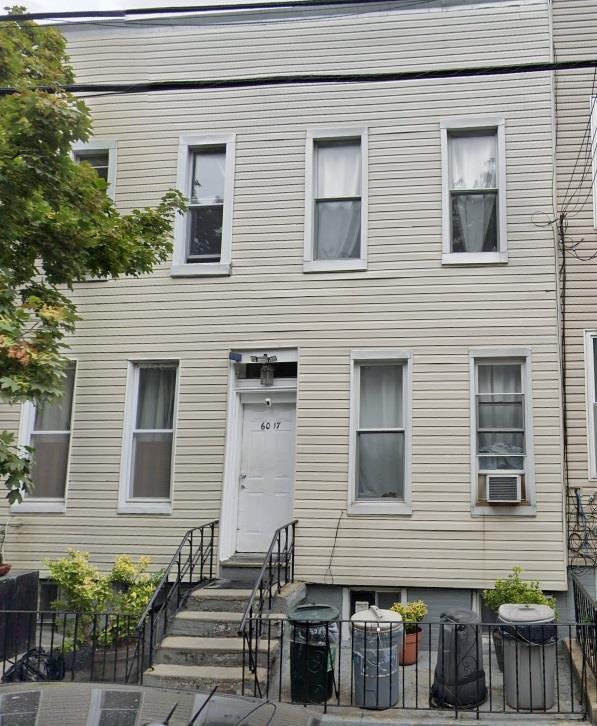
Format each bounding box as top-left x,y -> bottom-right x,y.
482,566 -> 557,614
390,599 -> 428,634
0,9 -> 186,503
45,550 -> 162,648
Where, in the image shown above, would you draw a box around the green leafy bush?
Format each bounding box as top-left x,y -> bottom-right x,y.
482,566 -> 557,614
45,550 -> 162,648
390,600 -> 428,634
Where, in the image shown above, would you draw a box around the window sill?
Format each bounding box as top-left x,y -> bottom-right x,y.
348,500 -> 412,516
118,502 -> 172,515
10,500 -> 66,514
171,262 -> 230,278
442,252 -> 508,266
472,503 -> 535,517
304,259 -> 367,273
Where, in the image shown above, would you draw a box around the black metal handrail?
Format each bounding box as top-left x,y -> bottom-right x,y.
571,569 -> 597,677
130,519 -> 218,681
239,520 -> 297,697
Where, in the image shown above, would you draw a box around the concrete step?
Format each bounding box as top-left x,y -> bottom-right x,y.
143,662 -> 266,694
170,610 -> 244,638
155,635 -> 279,667
188,586 -> 252,613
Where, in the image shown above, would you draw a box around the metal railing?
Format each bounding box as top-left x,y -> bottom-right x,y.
131,519 -> 218,681
241,618 -> 590,718
0,610 -> 142,685
571,569 -> 597,678
239,520 -> 297,698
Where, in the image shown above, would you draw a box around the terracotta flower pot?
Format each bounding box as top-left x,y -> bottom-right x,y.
0,564 -> 12,577
400,626 -> 423,665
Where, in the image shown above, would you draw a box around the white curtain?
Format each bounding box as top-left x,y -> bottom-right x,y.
315,140 -> 362,260
192,148 -> 226,204
136,366 -> 176,430
360,365 -> 403,428
450,132 -> 497,253
34,365 -> 75,431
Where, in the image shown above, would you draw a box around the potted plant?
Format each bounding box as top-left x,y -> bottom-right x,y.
0,522 -> 11,577
482,566 -> 556,670
390,599 -> 428,665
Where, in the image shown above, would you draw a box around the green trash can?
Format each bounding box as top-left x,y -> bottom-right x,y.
288,603 -> 339,704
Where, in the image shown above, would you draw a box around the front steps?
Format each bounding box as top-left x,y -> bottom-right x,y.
144,578 -> 302,693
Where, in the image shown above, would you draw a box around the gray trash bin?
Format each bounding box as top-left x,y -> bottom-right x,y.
498,604 -> 557,710
350,606 -> 403,709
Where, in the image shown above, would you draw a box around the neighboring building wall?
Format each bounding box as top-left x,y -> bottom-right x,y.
553,0 -> 597,498
0,0 -> 567,590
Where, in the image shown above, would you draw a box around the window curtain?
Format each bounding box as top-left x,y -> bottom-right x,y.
357,365 -> 404,499
477,363 -> 524,469
136,367 -> 176,430
449,133 -> 498,253
34,365 -> 76,431
192,148 -> 226,204
315,140 -> 361,260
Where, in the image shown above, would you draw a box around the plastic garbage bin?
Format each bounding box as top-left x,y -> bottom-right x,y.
498,603 -> 557,710
288,603 -> 339,704
350,606 -> 403,709
430,608 -> 487,709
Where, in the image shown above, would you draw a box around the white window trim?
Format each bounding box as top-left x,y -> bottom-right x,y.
171,134 -> 235,278
440,117 -> 507,266
469,348 -> 535,517
585,330 -> 597,479
347,350 -> 412,516
87,688 -> 143,726
11,361 -> 78,514
304,128 -> 368,273
118,359 -> 180,515
72,139 -> 117,201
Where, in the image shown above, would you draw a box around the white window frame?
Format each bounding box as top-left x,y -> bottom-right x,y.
441,117 -> 507,266
348,350 -> 412,516
118,359 -> 180,515
12,360 -> 78,514
72,139 -> 117,200
585,331 -> 597,479
87,688 -> 142,726
469,348 -> 535,517
171,134 -> 235,278
304,128 -> 368,273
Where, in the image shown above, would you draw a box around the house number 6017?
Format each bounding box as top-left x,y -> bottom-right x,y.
261,422 -> 281,430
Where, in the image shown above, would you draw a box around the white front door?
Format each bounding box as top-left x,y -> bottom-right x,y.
236,398 -> 296,552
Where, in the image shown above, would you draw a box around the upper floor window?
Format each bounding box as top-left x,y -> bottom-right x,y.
304,129 -> 368,273
119,361 -> 178,514
441,118 -> 507,265
470,350 -> 535,516
171,134 -> 235,277
72,139 -> 117,200
14,362 -> 76,513
348,351 -> 412,515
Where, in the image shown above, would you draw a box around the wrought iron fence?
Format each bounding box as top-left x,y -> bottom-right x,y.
571,569 -> 597,679
132,519 -> 218,679
0,610 -> 142,685
241,618 -> 591,718
238,520 -> 297,698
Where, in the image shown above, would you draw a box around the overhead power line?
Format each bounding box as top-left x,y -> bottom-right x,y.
0,0 -> 436,23
1,58 -> 596,98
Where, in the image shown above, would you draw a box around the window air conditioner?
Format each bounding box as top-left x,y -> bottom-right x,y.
486,474 -> 522,504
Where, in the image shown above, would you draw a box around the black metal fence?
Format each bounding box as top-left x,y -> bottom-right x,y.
571,569 -> 597,678
242,618 -> 591,718
0,610 -> 142,685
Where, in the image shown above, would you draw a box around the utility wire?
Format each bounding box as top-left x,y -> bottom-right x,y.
4,58 -> 597,99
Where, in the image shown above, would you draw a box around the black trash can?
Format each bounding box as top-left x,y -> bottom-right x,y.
288,603 -> 339,704
430,608 -> 487,710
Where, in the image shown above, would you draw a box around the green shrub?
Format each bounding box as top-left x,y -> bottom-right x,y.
390,600 -> 428,634
482,566 -> 557,615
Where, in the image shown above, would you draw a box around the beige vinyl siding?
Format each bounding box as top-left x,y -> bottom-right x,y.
0,0 -> 567,589
553,0 -> 597,494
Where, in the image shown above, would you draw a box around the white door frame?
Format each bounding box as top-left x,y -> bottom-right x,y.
219,353 -> 298,563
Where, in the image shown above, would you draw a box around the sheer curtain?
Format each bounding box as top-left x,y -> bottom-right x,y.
449,132 -> 498,253
357,365 -> 405,499
133,366 -> 177,498
477,363 -> 524,470
315,140 -> 361,260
